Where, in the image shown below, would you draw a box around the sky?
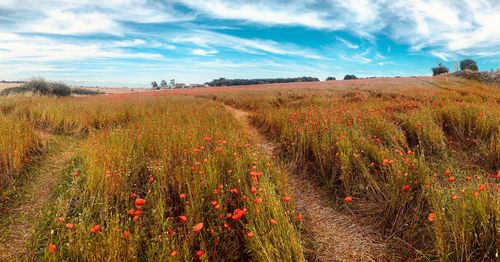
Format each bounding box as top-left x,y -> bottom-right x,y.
0,0 -> 499,87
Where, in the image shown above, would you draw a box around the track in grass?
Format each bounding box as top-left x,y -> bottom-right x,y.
0,135 -> 79,261
224,104 -> 389,261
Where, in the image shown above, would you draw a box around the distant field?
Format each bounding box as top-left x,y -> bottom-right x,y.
0,76 -> 498,261
0,82 -> 152,95
0,83 -> 21,90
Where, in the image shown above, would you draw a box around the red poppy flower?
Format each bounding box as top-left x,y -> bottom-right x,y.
344,196 -> 353,203
270,219 -> 278,225
48,243 -> 56,254
479,184 -> 486,191
66,223 -> 74,229
179,216 -> 187,223
170,250 -> 177,257
179,193 -> 186,199
123,230 -> 130,239
402,185 -> 411,192
428,213 -> 435,222
448,176 -> 455,183
196,250 -> 204,257
91,224 -> 101,233
247,232 -> 254,238
451,195 -> 458,201
253,198 -> 263,204
296,213 -> 303,222
135,198 -> 146,206
232,209 -> 245,220
282,196 -> 291,202
193,223 -> 204,233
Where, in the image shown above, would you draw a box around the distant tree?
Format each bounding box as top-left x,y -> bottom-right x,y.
325,77 -> 336,81
343,75 -> 357,80
459,59 -> 478,71
151,81 -> 159,89
205,77 -> 319,87
432,63 -> 449,76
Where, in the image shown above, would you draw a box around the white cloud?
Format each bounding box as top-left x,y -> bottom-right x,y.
337,37 -> 359,49
192,49 -> 218,56
172,30 -> 324,59
176,0 -> 500,58
0,0 -> 194,35
0,33 -> 163,61
25,11 -> 120,35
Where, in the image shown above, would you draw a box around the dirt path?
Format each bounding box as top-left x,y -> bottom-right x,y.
0,135 -> 79,261
225,105 -> 390,262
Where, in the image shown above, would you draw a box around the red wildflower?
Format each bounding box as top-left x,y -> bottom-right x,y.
443,169 -> 452,177
179,193 -> 186,199
428,213 -> 435,222
179,215 -> 187,223
247,232 -> 254,238
270,219 -> 278,225
123,230 -> 130,239
170,250 -> 177,257
253,198 -> 263,204
402,185 -> 411,192
448,176 -> 455,183
282,196 -> 291,202
232,209 -> 245,220
65,223 -> 74,229
296,213 -> 303,222
479,184 -> 486,191
344,196 -> 353,203
451,195 -> 458,201
196,250 -> 204,258
193,223 -> 204,233
251,187 -> 257,194
91,224 -> 101,233
135,198 -> 146,206
48,243 -> 56,254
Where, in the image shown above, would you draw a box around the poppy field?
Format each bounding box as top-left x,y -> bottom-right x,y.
0,76 -> 498,261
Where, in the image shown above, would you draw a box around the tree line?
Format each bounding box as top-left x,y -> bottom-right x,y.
205,77 -> 320,86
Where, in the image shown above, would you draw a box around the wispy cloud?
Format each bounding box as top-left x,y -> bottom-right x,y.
337,37 -> 359,49
172,30 -> 324,59
192,49 -> 218,56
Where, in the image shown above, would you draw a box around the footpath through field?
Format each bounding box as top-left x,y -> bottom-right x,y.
0,135 -> 79,261
224,105 -> 390,262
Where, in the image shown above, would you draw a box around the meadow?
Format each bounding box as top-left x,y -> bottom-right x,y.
0,76 -> 498,261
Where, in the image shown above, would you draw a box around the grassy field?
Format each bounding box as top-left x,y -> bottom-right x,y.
0,76 -> 498,261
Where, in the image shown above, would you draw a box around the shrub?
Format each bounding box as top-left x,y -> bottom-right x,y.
432,63 -> 449,76
325,77 -> 336,81
343,75 -> 357,80
459,59 -> 478,71
0,78 -> 103,97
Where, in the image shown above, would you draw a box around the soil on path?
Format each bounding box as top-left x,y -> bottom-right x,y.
225,105 -> 390,262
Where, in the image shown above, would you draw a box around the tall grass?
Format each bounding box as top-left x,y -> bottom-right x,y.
201,76 -> 500,260
0,114 -> 40,187
37,96 -> 304,261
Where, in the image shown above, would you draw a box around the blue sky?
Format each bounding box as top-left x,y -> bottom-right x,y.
0,0 -> 499,87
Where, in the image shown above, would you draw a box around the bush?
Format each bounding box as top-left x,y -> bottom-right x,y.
0,78 -> 104,97
343,75 -> 357,80
432,63 -> 449,76
325,77 -> 336,81
459,59 -> 478,71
